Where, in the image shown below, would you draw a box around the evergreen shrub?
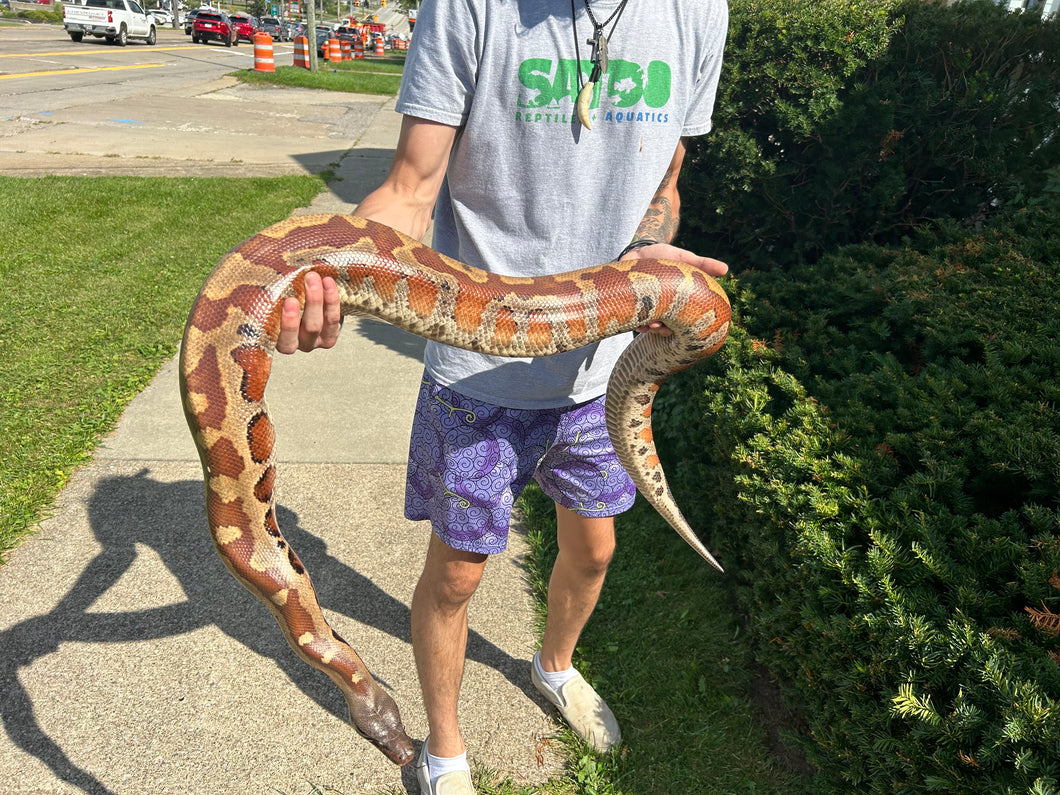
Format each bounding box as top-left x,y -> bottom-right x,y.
679,0 -> 1060,268
655,183 -> 1060,791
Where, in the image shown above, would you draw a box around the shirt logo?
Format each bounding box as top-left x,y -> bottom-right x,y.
515,58 -> 672,126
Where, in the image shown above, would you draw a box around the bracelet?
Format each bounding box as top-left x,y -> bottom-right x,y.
617,239 -> 658,260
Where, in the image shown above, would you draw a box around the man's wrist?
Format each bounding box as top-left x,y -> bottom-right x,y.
617,239 -> 658,260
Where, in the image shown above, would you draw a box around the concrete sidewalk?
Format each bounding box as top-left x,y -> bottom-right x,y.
0,98 -> 564,795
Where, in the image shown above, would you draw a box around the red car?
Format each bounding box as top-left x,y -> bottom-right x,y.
229,13 -> 259,43
192,11 -> 236,46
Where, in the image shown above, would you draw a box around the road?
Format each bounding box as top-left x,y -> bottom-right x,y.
0,23 -> 389,176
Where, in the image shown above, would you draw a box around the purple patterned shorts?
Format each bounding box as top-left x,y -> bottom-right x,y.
404,374 -> 637,554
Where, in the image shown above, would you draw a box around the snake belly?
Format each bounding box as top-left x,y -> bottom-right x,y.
178,214 -> 730,766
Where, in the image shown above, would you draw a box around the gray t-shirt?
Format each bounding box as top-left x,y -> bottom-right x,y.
395,0 -> 728,408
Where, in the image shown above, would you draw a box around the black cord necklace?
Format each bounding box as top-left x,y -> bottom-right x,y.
571,0 -> 631,130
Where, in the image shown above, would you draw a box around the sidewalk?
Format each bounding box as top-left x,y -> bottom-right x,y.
0,98 -> 564,794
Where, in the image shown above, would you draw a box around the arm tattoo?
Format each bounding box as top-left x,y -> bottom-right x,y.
634,163 -> 680,244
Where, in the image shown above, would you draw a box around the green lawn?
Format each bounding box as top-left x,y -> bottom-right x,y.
235,60 -> 405,95
0,175 -> 323,557
510,487 -> 812,795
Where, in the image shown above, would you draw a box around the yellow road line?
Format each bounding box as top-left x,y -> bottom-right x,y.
0,63 -> 165,80
0,46 -> 195,58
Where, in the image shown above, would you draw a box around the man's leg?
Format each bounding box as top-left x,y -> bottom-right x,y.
411,531 -> 489,758
531,504 -> 621,751
537,504 -> 615,672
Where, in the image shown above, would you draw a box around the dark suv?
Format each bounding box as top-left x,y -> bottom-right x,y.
183,7 -> 204,34
259,15 -> 287,41
316,24 -> 360,56
192,11 -> 236,46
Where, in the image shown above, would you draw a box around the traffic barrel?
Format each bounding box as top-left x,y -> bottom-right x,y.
293,34 -> 310,68
354,37 -> 364,59
328,37 -> 341,62
374,36 -> 384,56
253,32 -> 274,73
340,38 -> 352,60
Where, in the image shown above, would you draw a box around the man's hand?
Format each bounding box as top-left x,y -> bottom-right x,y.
620,242 -> 728,336
276,271 -> 343,354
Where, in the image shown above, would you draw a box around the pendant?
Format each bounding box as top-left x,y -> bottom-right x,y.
588,29 -> 609,74
578,30 -> 607,130
576,80 -> 595,130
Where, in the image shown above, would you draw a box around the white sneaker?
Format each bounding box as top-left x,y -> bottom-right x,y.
415,739 -> 475,795
531,653 -> 622,752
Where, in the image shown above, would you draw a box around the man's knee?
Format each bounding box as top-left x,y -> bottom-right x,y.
566,536 -> 615,576
416,532 -> 488,611
432,562 -> 485,607
555,506 -> 616,576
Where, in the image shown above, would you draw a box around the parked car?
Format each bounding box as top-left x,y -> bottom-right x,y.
259,15 -> 287,41
314,24 -> 333,56
191,10 -> 236,46
228,13 -> 258,43
183,6 -> 205,34
149,8 -> 172,26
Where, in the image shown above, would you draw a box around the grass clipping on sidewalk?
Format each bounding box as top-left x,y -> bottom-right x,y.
0,175 -> 322,558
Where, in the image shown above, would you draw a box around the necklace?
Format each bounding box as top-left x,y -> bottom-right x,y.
572,0 -> 631,130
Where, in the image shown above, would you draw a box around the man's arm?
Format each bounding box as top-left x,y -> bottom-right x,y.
620,139 -> 726,276
354,115 -> 460,241
632,137 -> 686,245
623,138 -> 728,335
276,116 -> 460,354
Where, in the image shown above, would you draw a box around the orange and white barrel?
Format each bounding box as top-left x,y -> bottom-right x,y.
328,37 -> 341,62
374,36 -> 384,56
293,34 -> 310,68
253,32 -> 274,73
354,37 -> 364,58
340,38 -> 352,60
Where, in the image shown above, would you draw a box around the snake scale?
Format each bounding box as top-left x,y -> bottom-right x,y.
178,214 -> 730,765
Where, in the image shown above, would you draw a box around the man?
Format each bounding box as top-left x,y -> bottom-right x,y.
279,1 -> 728,792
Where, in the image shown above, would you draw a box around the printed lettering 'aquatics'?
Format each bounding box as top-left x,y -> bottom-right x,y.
515,58 -> 672,126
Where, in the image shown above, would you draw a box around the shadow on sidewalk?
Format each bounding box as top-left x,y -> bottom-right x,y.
294,146 -> 396,210
0,470 -> 534,794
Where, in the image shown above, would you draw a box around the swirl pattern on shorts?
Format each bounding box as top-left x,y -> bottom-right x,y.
404,376 -> 636,554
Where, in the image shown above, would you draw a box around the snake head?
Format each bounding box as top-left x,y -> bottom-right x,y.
358,726 -> 415,766
348,689 -> 416,765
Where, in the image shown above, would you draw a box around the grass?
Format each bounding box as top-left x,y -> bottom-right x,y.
235,60 -> 405,95
0,175 -> 323,559
512,486 -> 813,795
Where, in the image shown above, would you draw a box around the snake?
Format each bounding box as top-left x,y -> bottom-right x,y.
178,214 -> 731,766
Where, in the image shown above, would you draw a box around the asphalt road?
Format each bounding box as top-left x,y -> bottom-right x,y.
0,23 -> 387,176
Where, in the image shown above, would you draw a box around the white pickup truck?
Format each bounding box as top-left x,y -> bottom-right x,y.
63,0 -> 157,46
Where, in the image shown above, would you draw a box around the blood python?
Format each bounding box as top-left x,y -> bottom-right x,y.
178,214 -> 730,766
